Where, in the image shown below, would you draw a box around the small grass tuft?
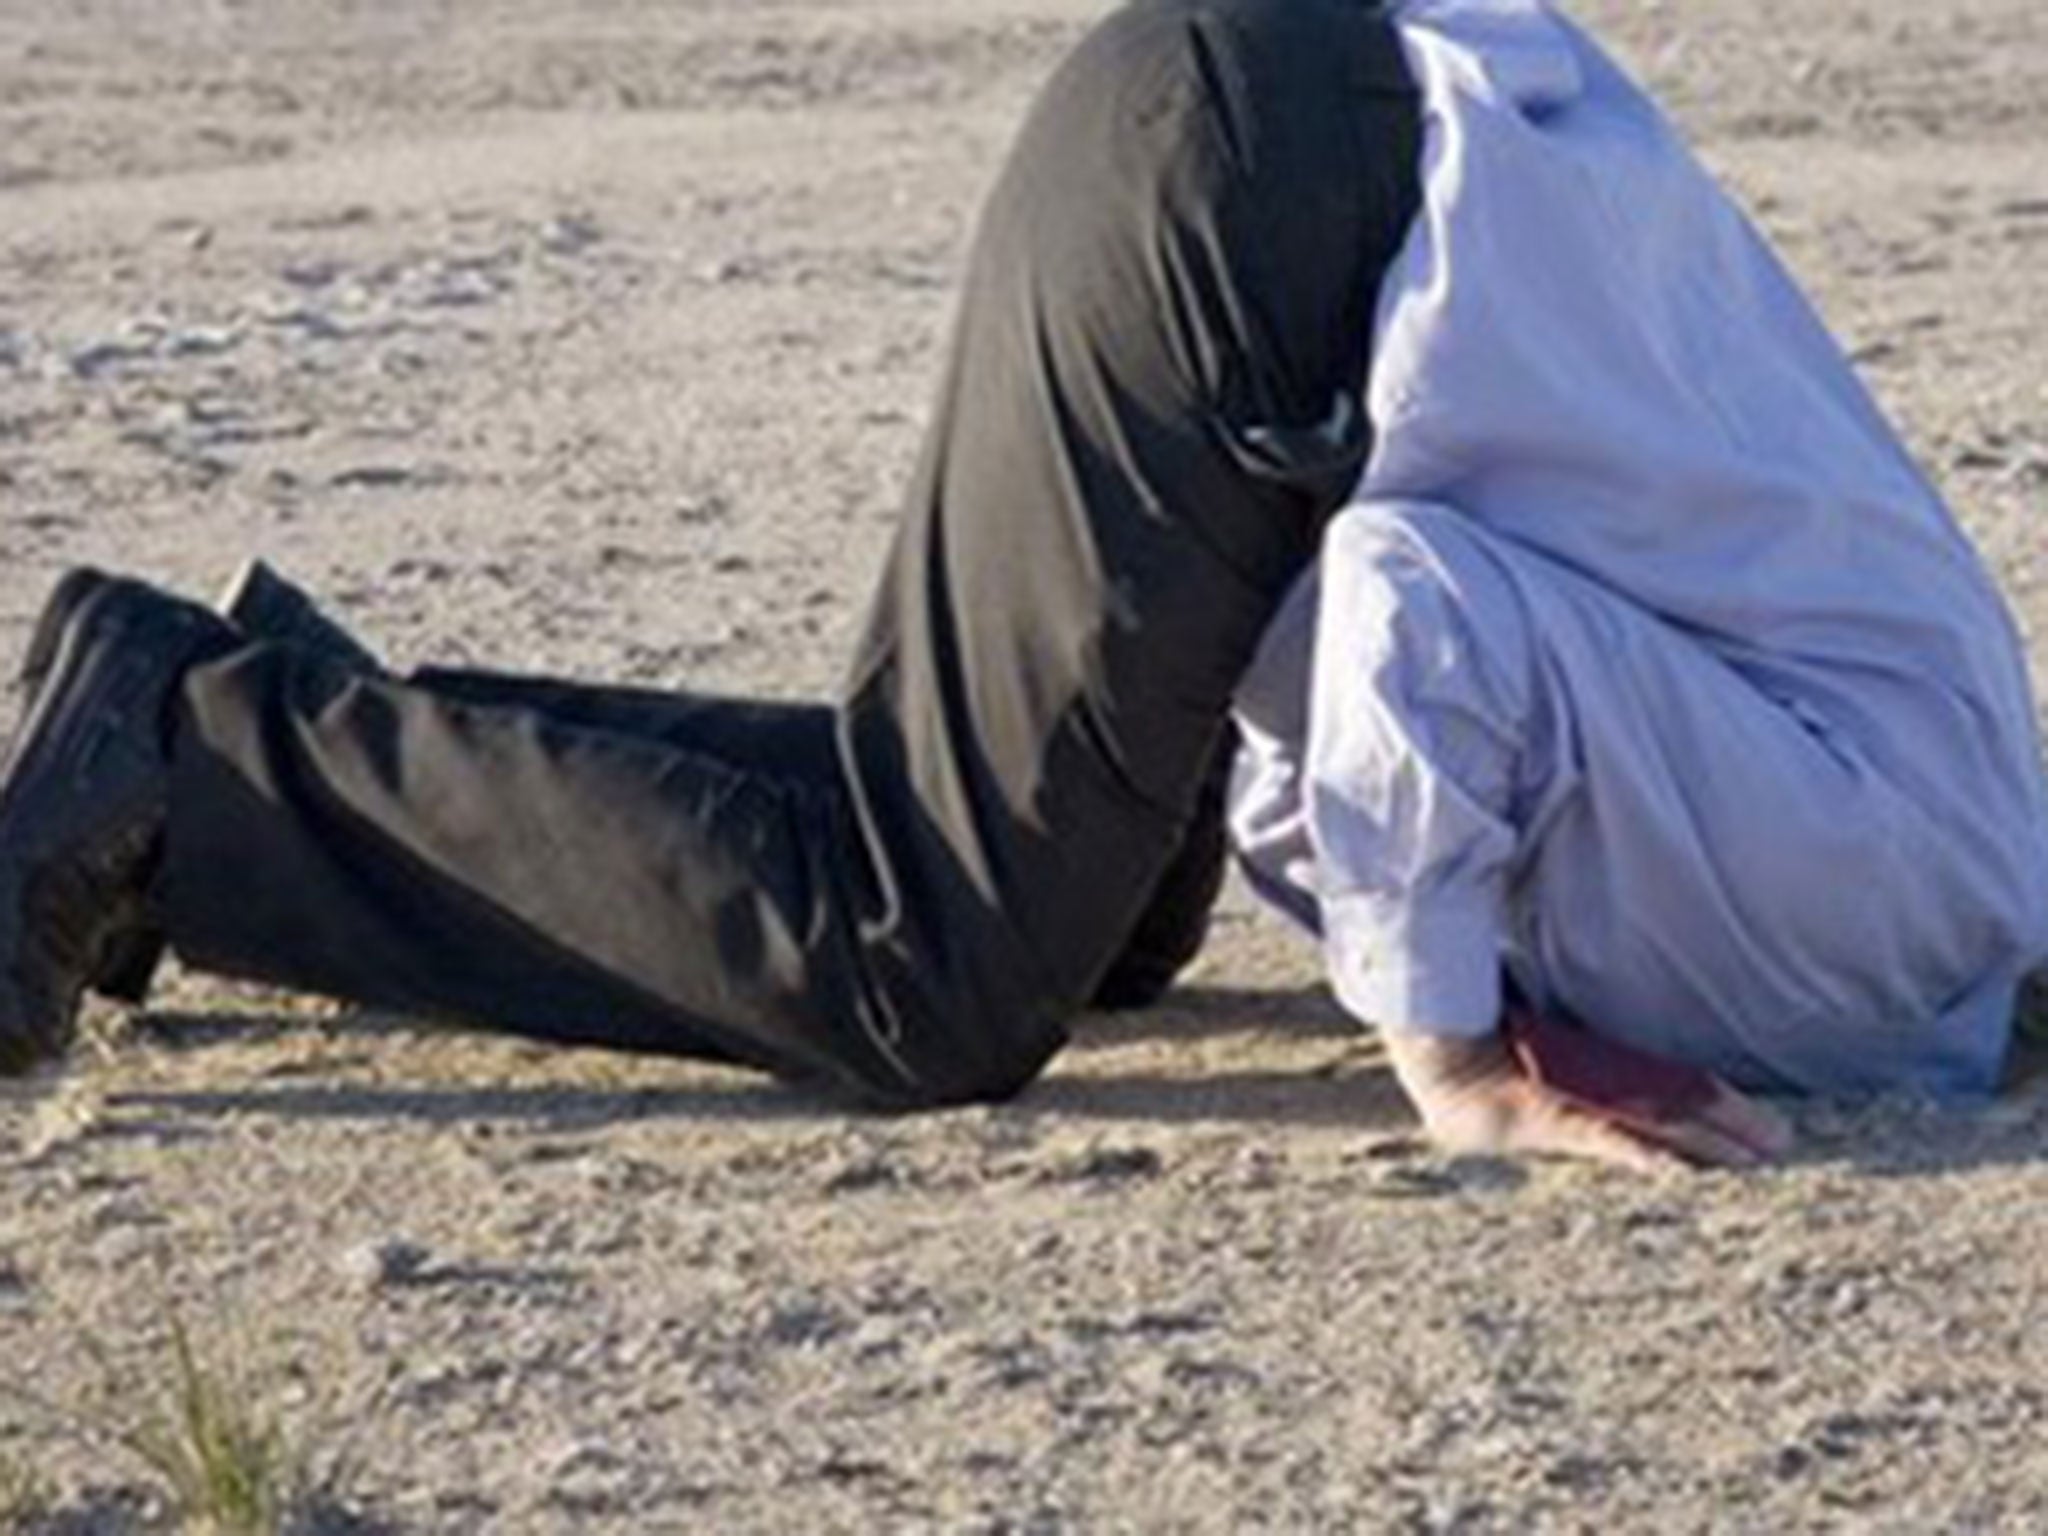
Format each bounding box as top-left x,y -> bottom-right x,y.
0,1449 -> 53,1529
116,1317 -> 310,1536
0,1314 -> 374,1536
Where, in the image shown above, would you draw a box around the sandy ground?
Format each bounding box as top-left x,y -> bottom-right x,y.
2,0 -> 2048,1529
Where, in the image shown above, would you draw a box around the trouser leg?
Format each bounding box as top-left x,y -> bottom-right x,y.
416,662 -> 1234,1009
835,0 -> 1421,1064
154,0 -> 1421,1105
1086,725 -> 1235,1008
162,648 -> 892,1084
415,662 -> 1232,1009
411,666 -> 837,778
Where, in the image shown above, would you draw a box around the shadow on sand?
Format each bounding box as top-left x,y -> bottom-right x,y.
109,983 -> 1407,1135
107,985 -> 2048,1171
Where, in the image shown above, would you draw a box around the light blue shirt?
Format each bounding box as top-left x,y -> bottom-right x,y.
1228,0 -> 2048,1094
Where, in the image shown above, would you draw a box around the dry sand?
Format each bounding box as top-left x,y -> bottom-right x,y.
2,0 -> 2048,1529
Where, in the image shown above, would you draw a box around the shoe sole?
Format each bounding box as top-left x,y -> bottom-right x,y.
11,570 -> 161,1004
14,567 -> 101,697
0,581 -> 213,1070
11,561 -> 378,1006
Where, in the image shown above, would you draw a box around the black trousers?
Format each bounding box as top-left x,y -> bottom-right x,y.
157,0 -> 1422,1107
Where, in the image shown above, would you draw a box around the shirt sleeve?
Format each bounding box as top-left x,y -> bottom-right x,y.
1302,503 -> 1538,1039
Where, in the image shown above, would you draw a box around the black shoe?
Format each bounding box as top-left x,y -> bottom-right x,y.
12,560 -> 381,1004
0,572 -> 237,1073
14,567 -> 108,702
16,559 -> 383,709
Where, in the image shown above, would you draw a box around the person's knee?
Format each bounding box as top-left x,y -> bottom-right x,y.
855,1019 -> 1065,1111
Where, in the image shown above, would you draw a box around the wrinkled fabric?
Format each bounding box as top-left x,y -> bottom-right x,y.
1230,0 -> 2048,1095
157,0 -> 1425,1107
